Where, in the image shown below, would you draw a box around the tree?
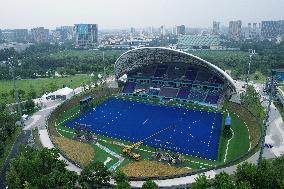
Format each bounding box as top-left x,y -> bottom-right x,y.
49,81 -> 58,92
6,147 -> 78,189
114,170 -> 131,189
142,180 -> 158,189
27,85 -> 37,99
0,141 -> 4,157
213,172 -> 235,189
79,161 -> 111,189
191,174 -> 211,189
25,99 -> 35,113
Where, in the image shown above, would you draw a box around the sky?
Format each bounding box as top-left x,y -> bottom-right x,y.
0,0 -> 284,29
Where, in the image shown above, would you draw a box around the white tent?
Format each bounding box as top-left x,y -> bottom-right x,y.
48,87 -> 74,100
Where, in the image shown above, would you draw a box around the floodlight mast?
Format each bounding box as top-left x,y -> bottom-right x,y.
246,49 -> 256,88
103,51 -> 106,83
6,57 -> 24,127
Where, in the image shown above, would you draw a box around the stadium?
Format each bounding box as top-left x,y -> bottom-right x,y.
53,47 -> 254,178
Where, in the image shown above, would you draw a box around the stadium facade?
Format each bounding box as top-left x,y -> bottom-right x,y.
115,47 -> 236,107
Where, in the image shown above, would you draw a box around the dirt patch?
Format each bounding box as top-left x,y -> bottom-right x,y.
53,136 -> 94,167
120,160 -> 189,177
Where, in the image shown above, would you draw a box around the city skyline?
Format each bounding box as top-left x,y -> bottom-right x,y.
0,0 -> 284,29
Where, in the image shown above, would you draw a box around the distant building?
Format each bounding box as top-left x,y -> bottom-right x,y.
1,29 -> 28,42
245,23 -> 259,39
261,21 -> 279,39
159,25 -> 166,37
54,26 -> 74,42
177,35 -> 221,50
130,27 -> 135,35
228,20 -> 242,41
74,24 -> 98,49
14,29 -> 29,42
176,25 -> 186,35
31,27 -> 49,43
261,20 -> 284,39
212,21 -> 220,35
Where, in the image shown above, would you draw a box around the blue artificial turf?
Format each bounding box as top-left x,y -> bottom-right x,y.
66,98 -> 223,160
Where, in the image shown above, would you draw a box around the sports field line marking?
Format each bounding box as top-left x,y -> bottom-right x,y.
224,128 -> 235,162
104,157 -> 112,165
142,119 -> 149,125
54,121 -> 64,137
244,122 -> 252,150
183,158 -> 212,167
57,111 -> 80,126
57,128 -> 75,134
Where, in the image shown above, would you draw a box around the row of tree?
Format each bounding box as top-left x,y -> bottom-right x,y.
0,106 -> 18,159
241,85 -> 265,122
192,156 -> 284,189
6,146 -> 158,189
0,43 -> 118,80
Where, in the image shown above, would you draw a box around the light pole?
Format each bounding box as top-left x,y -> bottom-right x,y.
246,49 -> 256,87
103,51 -> 106,84
4,57 -> 24,127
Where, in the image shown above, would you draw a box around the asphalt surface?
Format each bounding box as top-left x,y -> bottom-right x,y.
0,130 -> 31,189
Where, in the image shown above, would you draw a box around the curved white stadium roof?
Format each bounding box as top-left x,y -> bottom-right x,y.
115,47 -> 236,91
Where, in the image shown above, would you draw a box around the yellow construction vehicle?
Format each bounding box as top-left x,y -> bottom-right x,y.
122,124 -> 176,161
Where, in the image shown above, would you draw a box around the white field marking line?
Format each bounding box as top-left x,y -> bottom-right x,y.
224,128 -> 235,163
244,122 -> 252,150
232,111 -> 252,150
142,119 -> 149,125
55,121 -> 64,137
57,128 -> 75,134
104,157 -> 112,165
183,158 -> 213,167
57,111 -> 80,126
95,142 -> 125,171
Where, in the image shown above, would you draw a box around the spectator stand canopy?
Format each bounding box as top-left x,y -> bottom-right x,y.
80,96 -> 93,110
114,47 -> 237,98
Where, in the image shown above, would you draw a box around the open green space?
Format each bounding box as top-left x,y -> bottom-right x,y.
0,127 -> 21,170
0,74 -> 93,103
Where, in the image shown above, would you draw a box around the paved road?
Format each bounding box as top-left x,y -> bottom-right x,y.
0,130 -> 31,189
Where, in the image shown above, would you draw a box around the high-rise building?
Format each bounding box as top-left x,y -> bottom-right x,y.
212,21 -> 220,35
1,29 -> 28,42
31,27 -> 49,43
130,27 -> 135,35
176,25 -> 186,35
261,20 -> 284,39
74,24 -> 98,49
55,26 -> 74,42
13,29 -> 29,41
228,20 -> 242,41
261,21 -> 279,39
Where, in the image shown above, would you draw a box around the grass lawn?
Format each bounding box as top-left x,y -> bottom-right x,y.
275,102 -> 284,121
0,127 -> 21,170
240,71 -> 267,84
0,74 -> 93,103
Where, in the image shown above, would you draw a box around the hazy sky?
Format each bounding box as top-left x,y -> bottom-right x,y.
0,0 -> 284,29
